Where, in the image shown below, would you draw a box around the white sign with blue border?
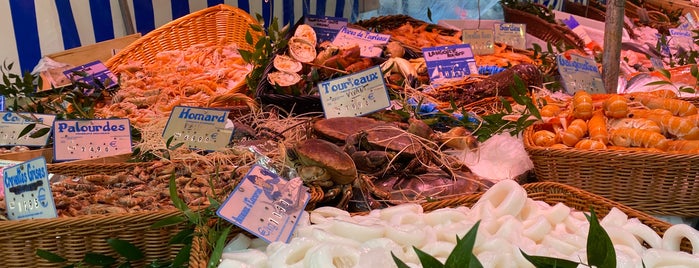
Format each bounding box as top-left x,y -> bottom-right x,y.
53,118 -> 132,161
318,65 -> 391,119
162,106 -> 233,151
557,54 -> 605,94
422,44 -> 478,82
217,164 -> 310,243
3,156 -> 56,220
304,15 -> 348,44
0,112 -> 56,146
331,26 -> 390,57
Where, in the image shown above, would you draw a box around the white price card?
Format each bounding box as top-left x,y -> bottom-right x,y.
494,23 -> 526,50
0,112 -> 56,147
669,28 -> 694,51
422,44 -> 478,82
162,106 -> 233,151
3,157 -> 57,220
331,26 -> 390,57
63,60 -> 118,90
304,15 -> 348,43
462,29 -> 495,55
318,65 -> 391,119
217,164 -> 310,243
53,119 -> 132,162
557,54 -> 605,95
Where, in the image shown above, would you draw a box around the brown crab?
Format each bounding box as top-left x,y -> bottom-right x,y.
287,138 -> 357,208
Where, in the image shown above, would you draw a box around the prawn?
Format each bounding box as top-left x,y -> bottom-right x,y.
666,140 -> 699,152
637,113 -> 699,140
559,119 -> 588,147
574,139 -> 607,149
602,95 -> 629,118
629,94 -> 697,116
588,110 -> 609,144
540,104 -> 562,117
572,90 -> 594,120
609,128 -> 669,150
532,130 -> 557,147
608,118 -> 662,133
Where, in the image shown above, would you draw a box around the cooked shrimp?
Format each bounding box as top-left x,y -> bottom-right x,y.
603,95 -> 629,118
629,94 -> 697,116
559,119 -> 588,147
575,139 -> 607,149
588,110 -> 609,144
609,128 -> 669,150
572,90 -> 594,120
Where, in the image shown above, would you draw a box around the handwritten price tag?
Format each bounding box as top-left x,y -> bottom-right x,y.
462,29 -> 495,55
318,66 -> 391,119
305,15 -> 348,43
669,28 -> 694,51
332,26 -> 390,57
493,23 -> 526,50
0,112 -> 56,147
52,118 -> 132,162
557,54 -> 605,94
217,164 -> 310,243
3,157 -> 56,220
162,106 -> 233,151
422,44 -> 478,82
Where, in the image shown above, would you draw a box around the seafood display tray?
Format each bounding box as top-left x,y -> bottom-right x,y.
524,125 -> 699,217
188,182 -> 691,267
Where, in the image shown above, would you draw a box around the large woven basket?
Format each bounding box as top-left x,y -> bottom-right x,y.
502,6 -> 586,51
189,181 -> 689,267
524,125 -> 699,217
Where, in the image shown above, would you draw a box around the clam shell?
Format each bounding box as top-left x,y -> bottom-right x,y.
288,37 -> 317,63
294,24 -> 317,47
273,54 -> 303,73
267,71 -> 302,87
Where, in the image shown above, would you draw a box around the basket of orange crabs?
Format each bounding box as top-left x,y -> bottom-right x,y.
524,82 -> 699,217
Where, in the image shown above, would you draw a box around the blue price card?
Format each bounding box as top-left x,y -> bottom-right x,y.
3,157 -> 57,220
422,44 -> 478,82
304,15 -> 348,43
217,164 -> 310,243
557,54 -> 605,94
162,106 -> 233,151
63,60 -> 118,90
52,118 -> 133,161
318,66 -> 391,119
0,112 -> 56,147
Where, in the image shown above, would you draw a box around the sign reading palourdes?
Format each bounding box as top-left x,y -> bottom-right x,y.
53,118 -> 132,161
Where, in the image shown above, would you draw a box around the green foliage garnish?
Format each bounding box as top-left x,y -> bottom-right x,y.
37,238 -> 175,268
239,14 -> 289,95
392,221 -> 483,268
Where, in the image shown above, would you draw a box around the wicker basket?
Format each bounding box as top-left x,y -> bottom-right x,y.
105,4 -> 259,71
502,6 -> 586,51
189,182 -> 690,267
524,125 -> 699,217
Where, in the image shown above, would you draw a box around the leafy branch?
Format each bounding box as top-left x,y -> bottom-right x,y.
238,14 -> 289,95
37,238 -> 174,268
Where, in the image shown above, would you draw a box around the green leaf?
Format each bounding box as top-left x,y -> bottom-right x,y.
151,215 -> 186,229
18,123 -> 36,139
391,252 -> 412,268
587,208 -> 617,268
500,97 -> 513,113
36,249 -> 67,263
250,23 -> 263,32
169,174 -> 188,211
445,220 -> 482,268
207,226 -> 232,268
117,262 -> 132,268
172,243 -> 192,268
692,64 -> 699,78
680,87 -> 696,93
414,246 -> 444,267
169,228 -> 195,245
29,127 -> 51,138
657,68 -> 672,80
427,8 -> 433,22
245,31 -> 254,45
107,238 -> 144,261
83,252 -> 117,266
520,250 -> 579,268
644,80 -> 673,86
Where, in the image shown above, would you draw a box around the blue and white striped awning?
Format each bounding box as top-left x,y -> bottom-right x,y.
0,0 -> 358,75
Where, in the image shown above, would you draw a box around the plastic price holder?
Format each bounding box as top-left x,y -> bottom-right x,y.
217,164 -> 310,243
462,29 -> 495,55
305,15 -> 348,43
63,60 -> 118,90
318,65 -> 391,119
0,112 -> 56,147
162,106 -> 233,151
422,43 -> 478,82
331,26 -> 390,57
52,118 -> 132,162
669,28 -> 694,52
493,23 -> 526,50
557,54 -> 605,95
3,156 -> 57,220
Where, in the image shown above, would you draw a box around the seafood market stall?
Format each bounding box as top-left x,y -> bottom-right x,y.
1,1 -> 699,267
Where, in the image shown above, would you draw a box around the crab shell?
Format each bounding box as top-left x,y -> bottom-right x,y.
292,139 -> 357,185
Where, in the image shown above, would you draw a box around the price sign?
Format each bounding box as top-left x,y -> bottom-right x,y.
162,106 -> 233,151
0,160 -> 22,198
462,29 -> 495,55
493,23 -> 526,50
217,164 -> 310,243
318,66 -> 391,119
52,119 -> 132,161
332,26 -> 390,57
304,15 -> 348,43
557,54 -> 605,95
63,60 -> 118,90
422,44 -> 478,82
0,96 -> 4,111
0,112 -> 56,146
3,157 -> 56,220
669,28 -> 694,51
685,12 -> 697,29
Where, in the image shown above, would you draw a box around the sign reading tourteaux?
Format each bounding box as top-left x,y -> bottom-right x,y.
317,66 -> 391,119
162,106 -> 233,151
